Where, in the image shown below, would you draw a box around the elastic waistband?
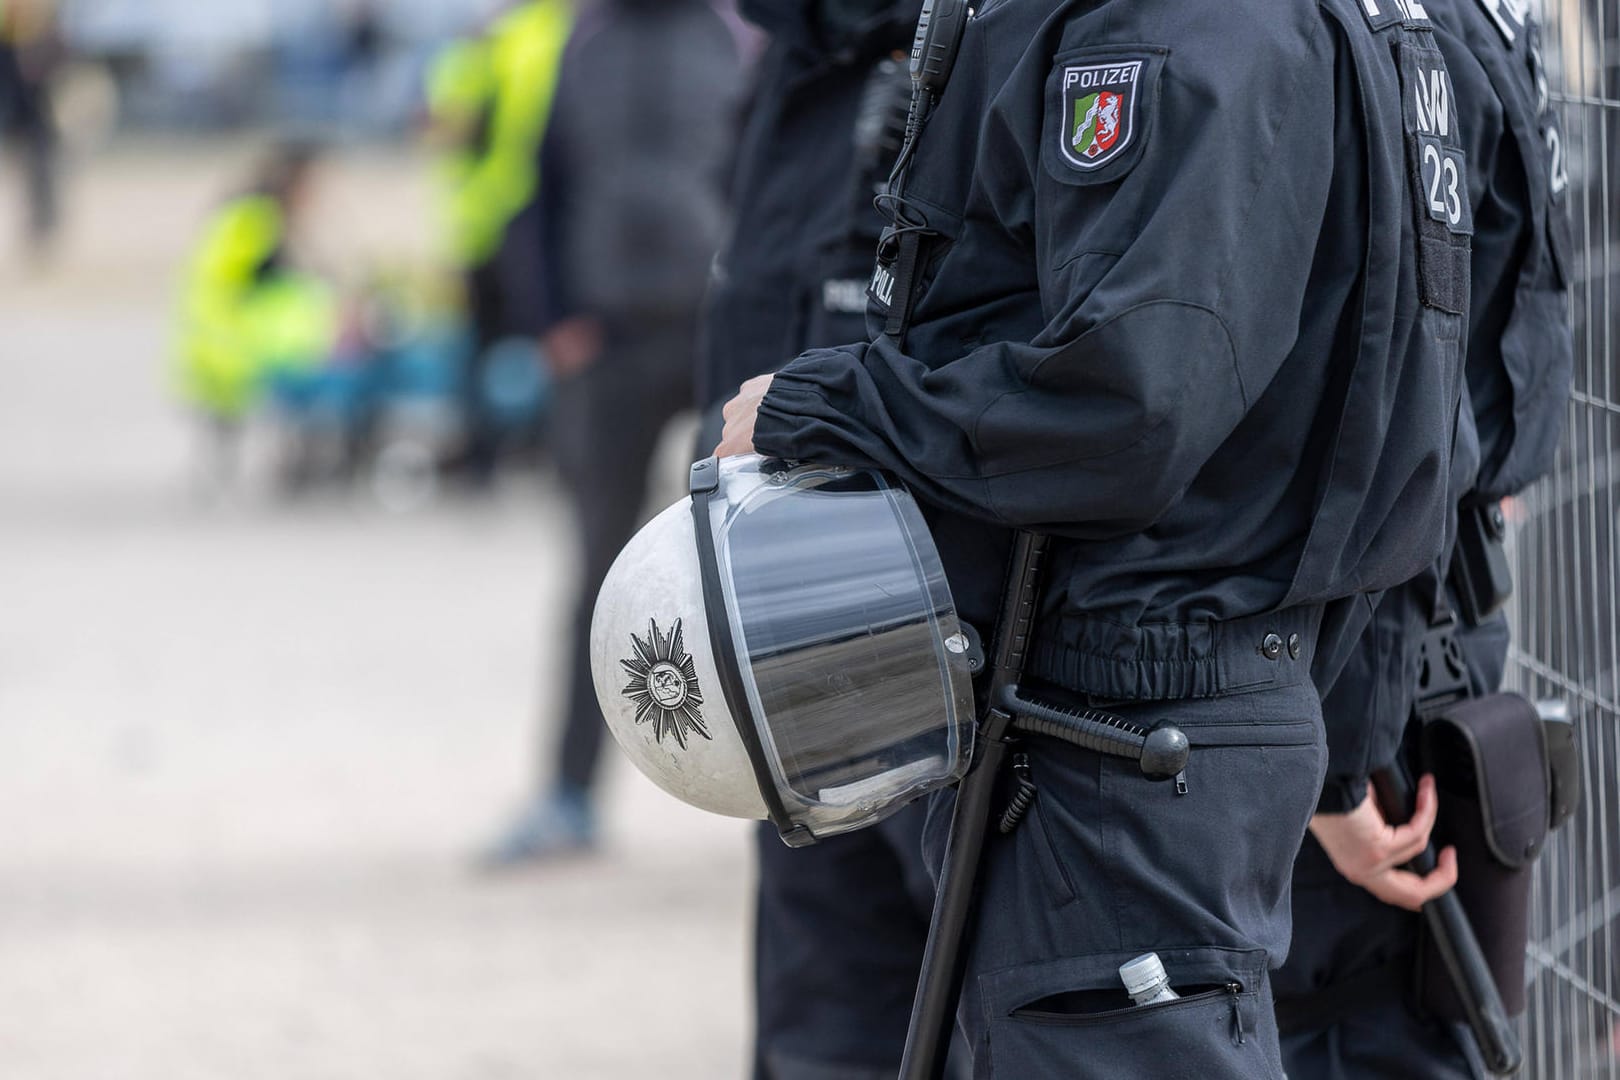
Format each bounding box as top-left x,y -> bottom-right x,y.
1026,604 -> 1326,703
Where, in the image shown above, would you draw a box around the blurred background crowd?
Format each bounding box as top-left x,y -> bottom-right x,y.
4,0 -> 1620,1077
1,0 -> 755,1075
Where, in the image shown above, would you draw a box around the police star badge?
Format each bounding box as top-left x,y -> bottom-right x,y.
620,618 -> 710,749
1060,60 -> 1143,170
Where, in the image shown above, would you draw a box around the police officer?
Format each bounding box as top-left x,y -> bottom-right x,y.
697,3 -> 944,1076
1277,0 -> 1573,1073
715,0 -> 1470,1073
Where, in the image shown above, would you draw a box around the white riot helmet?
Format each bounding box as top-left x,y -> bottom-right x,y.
591,454 -> 978,846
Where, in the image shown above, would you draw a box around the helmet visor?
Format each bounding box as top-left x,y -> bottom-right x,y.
705,456 -> 975,839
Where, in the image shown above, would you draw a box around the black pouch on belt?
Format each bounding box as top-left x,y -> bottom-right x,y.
1415,690 -> 1579,1019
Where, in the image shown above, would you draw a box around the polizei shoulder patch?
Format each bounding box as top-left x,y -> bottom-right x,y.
1043,48 -> 1165,185
1059,59 -> 1145,171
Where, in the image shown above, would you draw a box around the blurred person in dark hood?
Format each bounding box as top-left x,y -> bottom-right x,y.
695,2 -> 962,1076
478,0 -> 744,867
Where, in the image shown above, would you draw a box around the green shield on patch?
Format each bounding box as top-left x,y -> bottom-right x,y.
1072,92 -> 1102,157
1059,61 -> 1140,171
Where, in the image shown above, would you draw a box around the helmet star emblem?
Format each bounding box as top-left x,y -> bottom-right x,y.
620,618 -> 710,748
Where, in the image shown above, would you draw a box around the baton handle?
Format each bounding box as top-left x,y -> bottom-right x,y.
900,532 -> 1049,1080
1003,690 -> 1190,781
1371,766 -> 1523,1076
987,531 -> 1047,686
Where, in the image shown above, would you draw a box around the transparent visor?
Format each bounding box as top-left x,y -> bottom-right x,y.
703,456 -> 976,840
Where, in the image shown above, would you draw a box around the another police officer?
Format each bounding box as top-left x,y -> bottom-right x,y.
697,3 -> 945,1076
1277,0 -> 1574,1074
716,0 -> 1470,1073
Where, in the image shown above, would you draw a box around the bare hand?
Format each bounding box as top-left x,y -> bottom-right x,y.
543,317 -> 603,379
1308,773 -> 1459,912
715,373 -> 775,458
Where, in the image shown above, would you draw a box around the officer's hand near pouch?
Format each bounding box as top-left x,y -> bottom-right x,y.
1308,773 -> 1458,911
715,373 -> 773,457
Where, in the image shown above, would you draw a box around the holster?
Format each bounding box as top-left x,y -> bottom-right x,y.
1411,625 -> 1581,1020
1449,501 -> 1513,626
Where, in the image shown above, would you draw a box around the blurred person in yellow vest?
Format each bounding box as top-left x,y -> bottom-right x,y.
0,0 -> 61,259
174,144 -> 338,484
425,0 -> 573,487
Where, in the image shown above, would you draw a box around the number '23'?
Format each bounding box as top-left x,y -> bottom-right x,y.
1421,141 -> 1464,227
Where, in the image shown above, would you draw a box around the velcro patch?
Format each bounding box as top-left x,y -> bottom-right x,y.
1394,39 -> 1473,312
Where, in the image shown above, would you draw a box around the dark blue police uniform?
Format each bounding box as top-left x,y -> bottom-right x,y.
702,1 -> 917,411
1276,1 -> 1574,1076
750,0 -> 1471,1074
697,4 -> 945,1077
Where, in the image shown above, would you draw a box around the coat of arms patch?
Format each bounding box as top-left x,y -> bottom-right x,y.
1060,60 -> 1144,171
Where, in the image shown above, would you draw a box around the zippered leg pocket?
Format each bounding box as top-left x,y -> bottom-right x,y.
978,946 -> 1283,1079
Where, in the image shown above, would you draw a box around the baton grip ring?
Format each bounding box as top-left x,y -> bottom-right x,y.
1000,688 -> 1190,781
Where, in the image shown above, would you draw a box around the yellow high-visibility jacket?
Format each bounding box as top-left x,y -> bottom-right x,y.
175,195 -> 337,418
427,0 -> 574,268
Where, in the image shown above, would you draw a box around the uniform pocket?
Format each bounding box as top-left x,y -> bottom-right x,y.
980,946 -> 1280,1080
1496,280 -> 1575,492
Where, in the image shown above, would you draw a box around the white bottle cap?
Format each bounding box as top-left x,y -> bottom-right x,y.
1119,952 -> 1169,998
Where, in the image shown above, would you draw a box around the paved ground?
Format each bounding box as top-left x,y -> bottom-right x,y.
0,141 -> 751,1079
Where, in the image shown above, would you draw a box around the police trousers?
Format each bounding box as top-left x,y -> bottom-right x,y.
1281,1006 -> 1481,1080
1275,608 -> 1509,1080
925,675 -> 1327,1079
752,804 -> 942,1080
1279,840 -> 1481,1080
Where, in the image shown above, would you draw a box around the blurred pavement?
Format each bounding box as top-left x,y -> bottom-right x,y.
0,142 -> 750,1079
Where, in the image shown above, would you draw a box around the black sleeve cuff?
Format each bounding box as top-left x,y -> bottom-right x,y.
1315,775 -> 1369,816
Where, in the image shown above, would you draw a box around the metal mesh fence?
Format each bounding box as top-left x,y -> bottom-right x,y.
1508,0 -> 1619,1075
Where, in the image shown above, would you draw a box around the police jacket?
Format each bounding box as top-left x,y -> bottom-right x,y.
752,0 -> 1468,703
426,0 -> 573,270
176,194 -> 338,420
700,0 -> 920,409
1312,0 -> 1574,814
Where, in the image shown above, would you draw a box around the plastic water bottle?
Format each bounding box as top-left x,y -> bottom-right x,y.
1119,952 -> 1180,1006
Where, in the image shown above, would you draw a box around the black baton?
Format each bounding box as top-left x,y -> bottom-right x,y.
1371,764 -> 1523,1076
899,531 -> 1048,1080
899,533 -> 1189,1079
